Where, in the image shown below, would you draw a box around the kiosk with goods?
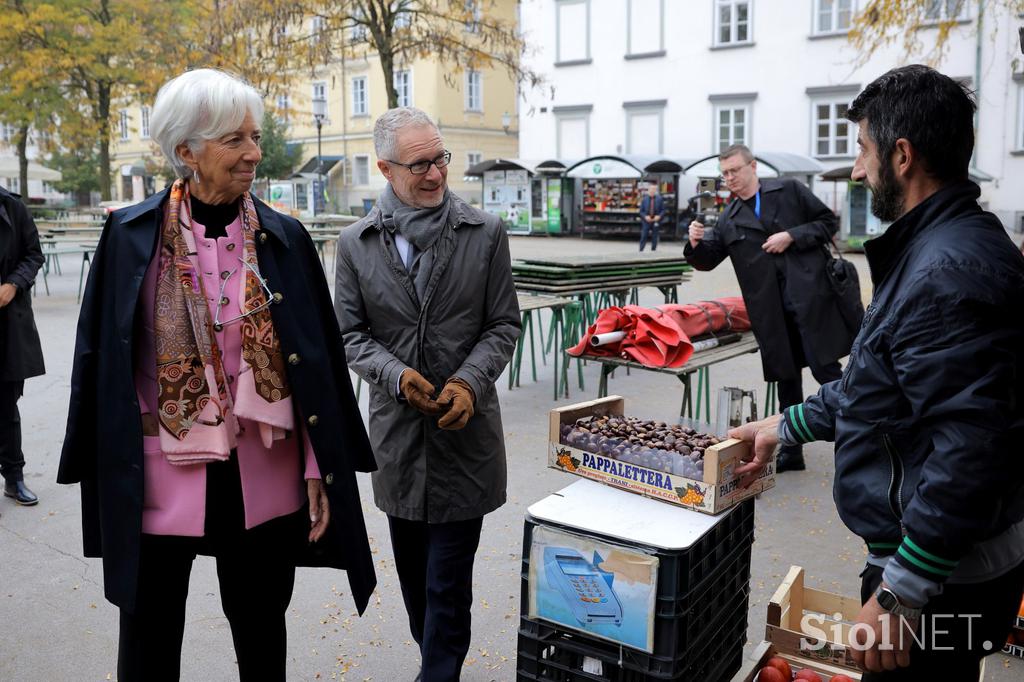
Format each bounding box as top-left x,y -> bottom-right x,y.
565,156 -> 692,239
466,158 -> 572,234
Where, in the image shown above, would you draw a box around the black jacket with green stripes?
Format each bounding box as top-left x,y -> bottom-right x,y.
783,181 -> 1024,590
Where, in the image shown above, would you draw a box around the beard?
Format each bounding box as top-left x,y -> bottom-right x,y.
868,158 -> 904,222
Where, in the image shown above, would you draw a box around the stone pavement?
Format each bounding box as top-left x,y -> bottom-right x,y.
1,235 -> 1020,681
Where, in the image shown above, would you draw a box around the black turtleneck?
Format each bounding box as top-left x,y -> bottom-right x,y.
190,195 -> 240,239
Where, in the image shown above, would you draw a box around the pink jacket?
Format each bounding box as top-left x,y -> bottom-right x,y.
134,216 -> 319,536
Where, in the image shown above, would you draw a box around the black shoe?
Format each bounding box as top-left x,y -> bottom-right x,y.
4,480 -> 38,506
775,448 -> 806,473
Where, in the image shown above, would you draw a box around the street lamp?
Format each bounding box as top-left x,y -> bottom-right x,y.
501,110 -> 512,134
312,94 -> 327,216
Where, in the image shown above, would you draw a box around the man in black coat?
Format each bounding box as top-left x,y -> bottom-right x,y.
685,145 -> 857,472
0,186 -> 45,507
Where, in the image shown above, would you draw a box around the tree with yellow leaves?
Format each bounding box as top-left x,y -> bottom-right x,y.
850,0 -> 1024,63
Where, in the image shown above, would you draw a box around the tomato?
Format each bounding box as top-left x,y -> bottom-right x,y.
794,670 -> 822,681
764,656 -> 792,680
829,675 -> 856,682
756,667 -> 788,682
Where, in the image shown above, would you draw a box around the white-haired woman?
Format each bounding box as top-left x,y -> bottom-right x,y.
59,69 -> 377,681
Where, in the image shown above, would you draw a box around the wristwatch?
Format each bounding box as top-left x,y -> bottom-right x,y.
875,585 -> 922,620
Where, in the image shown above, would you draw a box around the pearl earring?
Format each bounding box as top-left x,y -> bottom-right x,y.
193,169 -> 201,185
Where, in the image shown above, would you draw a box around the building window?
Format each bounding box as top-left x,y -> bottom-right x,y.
465,71 -> 482,112
924,0 -> 968,21
351,7 -> 367,41
627,0 -> 664,55
814,0 -> 853,34
625,107 -> 664,155
312,82 -> 328,120
394,70 -> 412,107
464,0 -> 481,32
714,0 -> 752,46
119,110 -> 130,141
466,151 -> 482,180
354,155 -> 370,185
311,15 -> 325,38
6,177 -> 19,193
352,77 -> 368,116
714,103 -> 750,151
556,113 -> 590,158
394,1 -> 412,28
140,105 -> 151,139
1,123 -> 14,143
276,94 -> 291,122
1016,84 -> 1024,151
813,100 -> 855,157
556,0 -> 590,64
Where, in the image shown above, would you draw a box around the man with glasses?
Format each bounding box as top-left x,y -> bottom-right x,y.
334,107 -> 521,681
685,144 -> 857,473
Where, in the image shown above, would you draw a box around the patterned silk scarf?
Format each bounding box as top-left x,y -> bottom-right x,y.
155,178 -> 292,464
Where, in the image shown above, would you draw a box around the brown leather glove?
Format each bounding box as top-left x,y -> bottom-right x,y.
399,368 -> 444,416
436,377 -> 475,430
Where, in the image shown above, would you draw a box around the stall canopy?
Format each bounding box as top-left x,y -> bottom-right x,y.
564,155 -> 695,179
292,155 -> 344,178
465,158 -> 570,177
0,158 -> 62,182
820,165 -> 994,184
684,152 -> 824,181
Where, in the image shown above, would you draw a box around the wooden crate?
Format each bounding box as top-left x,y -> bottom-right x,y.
765,565 -> 863,671
548,396 -> 774,515
731,640 -> 862,681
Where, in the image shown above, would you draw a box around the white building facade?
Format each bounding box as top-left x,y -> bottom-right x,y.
518,0 -> 1024,232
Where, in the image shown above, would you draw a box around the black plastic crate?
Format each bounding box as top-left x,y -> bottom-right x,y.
517,594 -> 747,681
521,532 -> 752,668
521,498 -> 755,617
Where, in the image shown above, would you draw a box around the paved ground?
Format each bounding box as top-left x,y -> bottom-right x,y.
1,234 -> 1020,681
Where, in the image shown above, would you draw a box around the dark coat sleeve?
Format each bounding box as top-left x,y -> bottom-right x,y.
683,216 -> 730,271
785,181 -> 837,251
5,199 -> 44,291
57,214 -> 114,485
295,225 -> 377,474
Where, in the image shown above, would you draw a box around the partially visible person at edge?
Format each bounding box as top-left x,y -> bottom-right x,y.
0,185 -> 45,511
58,68 -> 376,681
731,65 -> 1024,681
638,182 -> 665,251
685,144 -> 857,473
334,107 -> 521,682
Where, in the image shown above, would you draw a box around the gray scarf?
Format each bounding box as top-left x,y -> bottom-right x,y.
377,183 -> 453,252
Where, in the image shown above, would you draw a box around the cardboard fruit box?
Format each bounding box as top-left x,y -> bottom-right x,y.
548,395 -> 775,515
731,640 -> 863,681
764,565 -> 865,673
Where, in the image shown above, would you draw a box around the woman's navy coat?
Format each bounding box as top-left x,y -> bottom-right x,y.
58,188 -> 377,614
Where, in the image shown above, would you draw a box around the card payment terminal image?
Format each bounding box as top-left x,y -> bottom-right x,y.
543,547 -> 623,626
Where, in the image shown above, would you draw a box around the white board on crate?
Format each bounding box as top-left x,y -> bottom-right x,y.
527,479 -> 729,551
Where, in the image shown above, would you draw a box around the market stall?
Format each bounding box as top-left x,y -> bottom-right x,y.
564,155 -> 694,239
465,158 -> 573,234
819,165 -> 993,249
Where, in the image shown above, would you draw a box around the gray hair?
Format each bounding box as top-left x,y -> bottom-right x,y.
150,69 -> 265,178
719,144 -> 754,163
373,107 -> 438,160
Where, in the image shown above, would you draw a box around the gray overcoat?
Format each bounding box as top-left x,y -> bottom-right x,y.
334,193 -> 521,523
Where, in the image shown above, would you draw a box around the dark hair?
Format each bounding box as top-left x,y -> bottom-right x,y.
719,144 -> 754,163
847,65 -> 976,182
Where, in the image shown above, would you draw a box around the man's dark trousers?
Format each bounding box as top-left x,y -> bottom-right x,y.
0,380 -> 26,484
388,515 -> 484,681
639,220 -> 659,251
859,560 -> 1024,681
776,305 -> 841,453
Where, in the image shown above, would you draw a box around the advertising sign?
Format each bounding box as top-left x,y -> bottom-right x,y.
528,525 -> 658,653
546,178 -> 562,233
269,182 -> 294,214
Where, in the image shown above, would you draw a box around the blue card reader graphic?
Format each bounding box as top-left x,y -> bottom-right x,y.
543,547 -> 623,626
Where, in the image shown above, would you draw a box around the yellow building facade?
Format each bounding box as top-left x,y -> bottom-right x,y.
110,2 -> 520,215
